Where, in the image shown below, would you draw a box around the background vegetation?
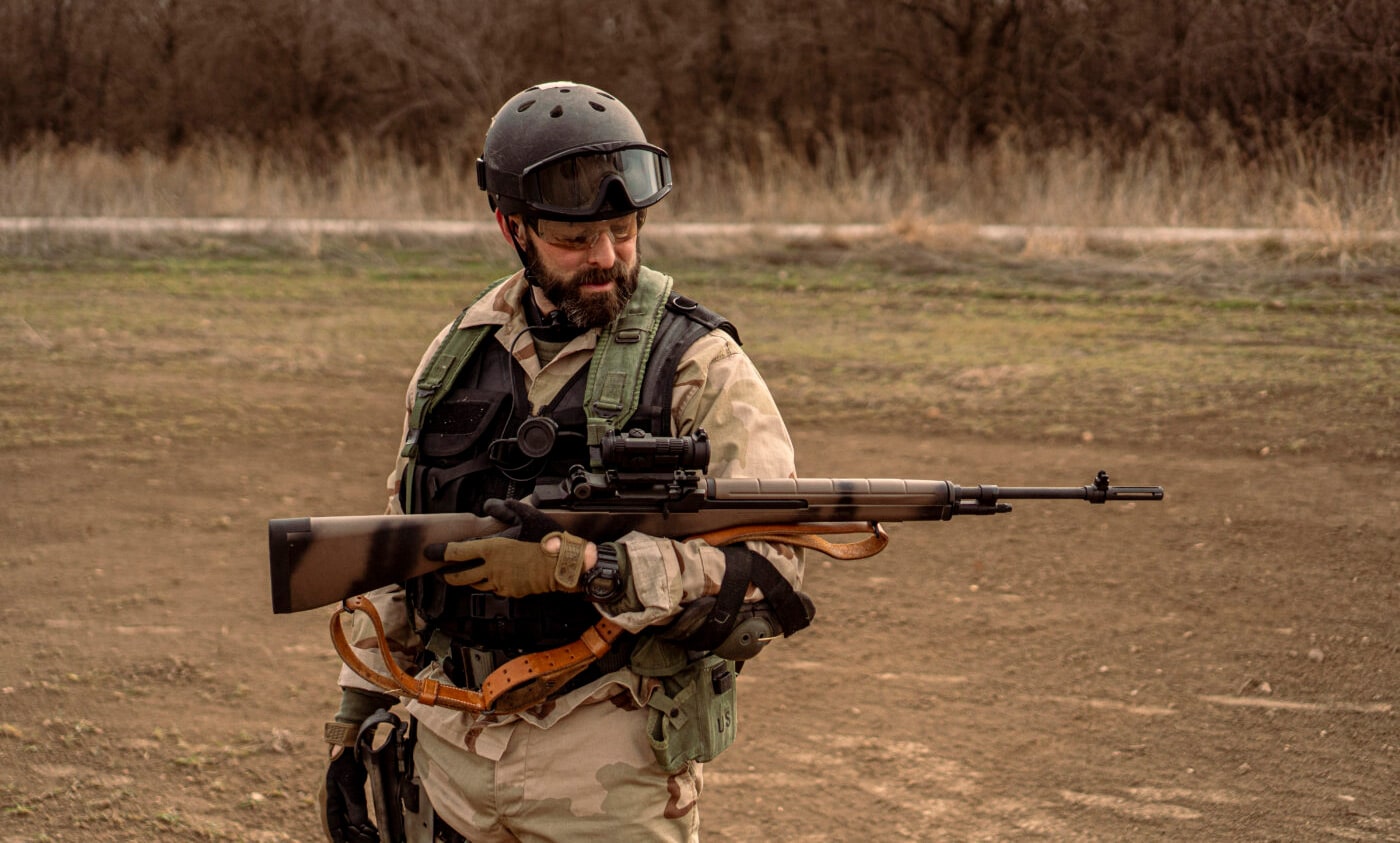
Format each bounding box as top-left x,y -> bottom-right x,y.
3,0 -> 1398,228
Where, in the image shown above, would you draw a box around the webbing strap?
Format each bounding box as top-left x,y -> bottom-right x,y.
401,278 -> 511,461
583,268 -> 673,457
402,322 -> 494,460
398,279 -> 509,513
739,547 -> 810,637
675,547 -> 754,652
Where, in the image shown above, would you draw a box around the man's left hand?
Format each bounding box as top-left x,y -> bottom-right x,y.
438,499 -> 590,597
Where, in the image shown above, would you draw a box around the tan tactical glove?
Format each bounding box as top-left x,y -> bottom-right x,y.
436,499 -> 588,598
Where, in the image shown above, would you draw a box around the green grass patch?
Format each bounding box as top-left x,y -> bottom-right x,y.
2,241 -> 1395,463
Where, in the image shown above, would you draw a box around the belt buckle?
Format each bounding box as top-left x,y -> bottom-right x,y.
464,646 -> 503,689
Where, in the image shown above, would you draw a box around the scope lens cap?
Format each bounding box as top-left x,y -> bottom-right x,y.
516,416 -> 558,459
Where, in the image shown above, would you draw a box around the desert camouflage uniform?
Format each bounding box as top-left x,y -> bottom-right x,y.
338,268 -> 800,842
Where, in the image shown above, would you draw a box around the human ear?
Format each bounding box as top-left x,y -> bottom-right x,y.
495,210 -> 523,244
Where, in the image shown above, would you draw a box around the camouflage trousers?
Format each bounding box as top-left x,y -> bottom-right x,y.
410,694 -> 702,842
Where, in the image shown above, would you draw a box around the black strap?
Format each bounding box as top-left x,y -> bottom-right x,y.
425,454 -> 495,499
666,548 -> 751,653
742,549 -> 813,637
634,294 -> 742,434
675,545 -> 813,652
432,812 -> 468,843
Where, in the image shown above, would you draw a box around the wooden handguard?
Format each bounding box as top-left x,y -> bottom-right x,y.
330,595 -> 626,714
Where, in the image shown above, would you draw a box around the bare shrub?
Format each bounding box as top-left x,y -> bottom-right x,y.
1,0 -> 1396,231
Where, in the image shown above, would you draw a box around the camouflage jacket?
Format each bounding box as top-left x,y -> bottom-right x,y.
338,268 -> 801,733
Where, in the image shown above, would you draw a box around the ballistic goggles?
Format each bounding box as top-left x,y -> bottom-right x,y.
481,144 -> 672,218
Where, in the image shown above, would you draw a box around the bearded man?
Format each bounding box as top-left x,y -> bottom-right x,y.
319,82 -> 805,843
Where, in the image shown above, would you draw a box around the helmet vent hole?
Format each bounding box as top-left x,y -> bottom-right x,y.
599,91 -> 617,100
550,105 -> 564,118
590,101 -> 606,112
516,99 -> 536,113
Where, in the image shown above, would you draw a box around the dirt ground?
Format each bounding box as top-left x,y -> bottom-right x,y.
1,247 -> 1398,841
3,419 -> 1396,842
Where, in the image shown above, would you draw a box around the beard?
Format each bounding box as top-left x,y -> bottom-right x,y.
525,241 -> 641,329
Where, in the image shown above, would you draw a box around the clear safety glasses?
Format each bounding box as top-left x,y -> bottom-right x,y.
532,214 -> 640,252
522,146 -> 671,216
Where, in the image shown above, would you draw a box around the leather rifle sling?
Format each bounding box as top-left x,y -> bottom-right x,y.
687,522 -> 889,560
331,595 -> 626,714
330,524 -> 886,713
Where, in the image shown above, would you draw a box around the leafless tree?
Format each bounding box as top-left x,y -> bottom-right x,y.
2,0 -> 1395,163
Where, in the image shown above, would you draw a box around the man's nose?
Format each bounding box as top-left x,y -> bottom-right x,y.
586,232 -> 617,268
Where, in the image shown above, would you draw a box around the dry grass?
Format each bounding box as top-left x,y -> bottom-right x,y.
4,121 -> 1397,236
676,120 -> 1400,233
1,136 -> 475,220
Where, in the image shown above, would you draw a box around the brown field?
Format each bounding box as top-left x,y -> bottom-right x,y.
1,234 -> 1397,841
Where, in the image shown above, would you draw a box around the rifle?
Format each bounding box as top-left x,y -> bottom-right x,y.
269,429 -> 1164,615
271,428 -> 1162,712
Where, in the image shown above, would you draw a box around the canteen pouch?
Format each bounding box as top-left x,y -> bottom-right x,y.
644,653 -> 738,773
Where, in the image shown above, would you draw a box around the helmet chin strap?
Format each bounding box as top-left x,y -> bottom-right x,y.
504,216 -> 542,290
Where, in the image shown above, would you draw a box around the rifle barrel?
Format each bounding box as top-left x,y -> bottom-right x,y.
982,485 -> 1165,501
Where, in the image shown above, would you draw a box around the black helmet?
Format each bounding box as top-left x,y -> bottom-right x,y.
476,82 -> 672,221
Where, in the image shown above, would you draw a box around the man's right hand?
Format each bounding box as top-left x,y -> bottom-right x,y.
322,745 -> 379,843
435,498 -> 590,597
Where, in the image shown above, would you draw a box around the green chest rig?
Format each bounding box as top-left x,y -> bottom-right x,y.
399,267 -> 700,514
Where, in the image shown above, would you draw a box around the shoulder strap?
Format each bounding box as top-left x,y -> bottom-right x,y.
634,293 -> 742,434
583,267 -> 673,455
399,278 -> 508,512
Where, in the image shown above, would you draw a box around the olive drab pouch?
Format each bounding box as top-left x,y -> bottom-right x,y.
419,389 -> 509,460
643,653 -> 738,773
412,388 -> 510,510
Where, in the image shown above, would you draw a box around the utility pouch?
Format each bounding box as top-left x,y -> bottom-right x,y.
643,653 -> 738,773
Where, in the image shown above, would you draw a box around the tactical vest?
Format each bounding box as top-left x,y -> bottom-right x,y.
398,269 -> 738,682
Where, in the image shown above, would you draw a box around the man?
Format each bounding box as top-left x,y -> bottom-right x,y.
321,82 -> 807,842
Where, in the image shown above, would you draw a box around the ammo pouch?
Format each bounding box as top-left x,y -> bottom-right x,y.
631,637 -> 738,773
